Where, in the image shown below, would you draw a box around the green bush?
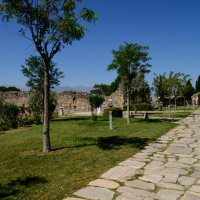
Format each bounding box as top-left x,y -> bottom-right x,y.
19,117 -> 34,127
124,104 -> 154,111
1,103 -> 20,129
103,107 -> 123,117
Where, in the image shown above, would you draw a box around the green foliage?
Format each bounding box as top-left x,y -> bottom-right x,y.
153,71 -> 191,101
0,103 -> 20,129
195,75 -> 200,92
91,76 -> 121,96
89,95 -> 105,110
103,107 -> 122,117
0,0 -> 97,59
124,104 -> 154,111
182,80 -> 194,101
107,42 -> 151,123
0,86 -> 20,92
29,91 -> 57,124
89,95 -> 104,121
21,55 -> 64,92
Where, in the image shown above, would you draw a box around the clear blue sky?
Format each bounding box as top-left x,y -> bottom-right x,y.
0,0 -> 200,90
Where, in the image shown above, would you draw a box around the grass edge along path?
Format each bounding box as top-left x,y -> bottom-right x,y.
0,115 -> 188,200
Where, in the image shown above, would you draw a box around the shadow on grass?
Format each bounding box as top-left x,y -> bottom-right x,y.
53,136 -> 151,151
146,118 -> 179,122
51,116 -> 90,122
97,136 -> 151,150
0,176 -> 47,199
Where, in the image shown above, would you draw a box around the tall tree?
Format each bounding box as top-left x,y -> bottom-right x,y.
21,55 -> 63,122
195,75 -> 200,92
182,80 -> 194,102
153,73 -> 168,102
0,0 -> 96,152
107,43 -> 151,123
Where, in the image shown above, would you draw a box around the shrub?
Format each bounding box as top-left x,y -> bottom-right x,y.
1,103 -> 20,129
123,104 -> 154,111
103,107 -> 123,117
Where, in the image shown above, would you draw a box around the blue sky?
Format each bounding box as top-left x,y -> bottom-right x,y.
0,0 -> 200,90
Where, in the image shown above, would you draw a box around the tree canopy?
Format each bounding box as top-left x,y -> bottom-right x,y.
195,75 -> 200,92
21,55 -> 64,92
107,42 -> 151,123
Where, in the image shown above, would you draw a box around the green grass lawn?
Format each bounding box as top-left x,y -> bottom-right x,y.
149,111 -> 192,118
0,116 -> 178,200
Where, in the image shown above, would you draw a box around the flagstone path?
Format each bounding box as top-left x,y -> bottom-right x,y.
64,110 -> 200,200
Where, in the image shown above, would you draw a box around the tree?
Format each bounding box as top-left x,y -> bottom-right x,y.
91,77 -> 121,97
22,55 -> 63,123
89,95 -> 104,121
1,0 -> 97,152
107,43 -> 151,123
21,55 -> 64,92
182,80 -> 194,102
153,73 -> 168,102
195,75 -> 200,92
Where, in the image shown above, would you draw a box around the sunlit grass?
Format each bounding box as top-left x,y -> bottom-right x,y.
0,116 -> 177,200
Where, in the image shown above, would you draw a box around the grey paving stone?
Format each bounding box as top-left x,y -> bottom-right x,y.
166,146 -> 192,154
178,158 -> 197,164
139,174 -> 163,183
88,179 -> 119,189
197,179 -> 200,184
117,186 -> 155,198
163,167 -> 189,175
63,198 -> 85,200
165,161 -> 189,169
190,185 -> 200,193
119,159 -> 146,169
74,186 -> 114,200
178,176 -> 196,186
157,182 -> 184,190
162,173 -> 179,183
181,191 -> 200,200
101,166 -> 136,182
155,189 -> 183,200
191,171 -> 200,178
125,180 -> 155,190
116,194 -> 142,200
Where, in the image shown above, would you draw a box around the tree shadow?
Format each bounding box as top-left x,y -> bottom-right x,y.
146,118 -> 179,122
0,176 -> 47,199
51,116 -> 90,122
97,136 -> 151,150
53,136 -> 152,151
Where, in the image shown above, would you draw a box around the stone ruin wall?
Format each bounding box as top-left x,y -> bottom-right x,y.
2,90 -> 124,114
2,91 -> 31,107
56,91 -> 90,114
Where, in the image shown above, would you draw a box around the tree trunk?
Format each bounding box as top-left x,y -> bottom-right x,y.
43,60 -> 51,152
127,88 -> 130,124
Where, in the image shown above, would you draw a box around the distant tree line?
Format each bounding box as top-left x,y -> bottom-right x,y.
0,86 -> 21,92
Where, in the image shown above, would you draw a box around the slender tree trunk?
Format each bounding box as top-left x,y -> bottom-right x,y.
43,61 -> 51,152
127,88 -> 130,124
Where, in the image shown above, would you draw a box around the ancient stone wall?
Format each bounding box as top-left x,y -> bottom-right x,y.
3,91 -> 31,107
56,91 -> 90,114
2,89 -> 124,114
192,92 -> 200,105
102,89 -> 124,110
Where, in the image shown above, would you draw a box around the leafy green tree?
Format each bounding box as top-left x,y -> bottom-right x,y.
21,55 -> 64,93
0,0 -> 97,152
153,73 -> 168,102
182,80 -> 194,102
195,75 -> 200,92
107,43 -> 151,123
21,55 -> 63,123
91,77 -> 121,97
89,95 -> 104,121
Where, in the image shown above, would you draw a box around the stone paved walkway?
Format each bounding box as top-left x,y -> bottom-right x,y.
64,110 -> 200,200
